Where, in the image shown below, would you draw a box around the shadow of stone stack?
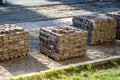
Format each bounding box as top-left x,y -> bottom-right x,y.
0,24 -> 30,61
73,14 -> 117,45
106,12 -> 120,39
39,26 -> 88,61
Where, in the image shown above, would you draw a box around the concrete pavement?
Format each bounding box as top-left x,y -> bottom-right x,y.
1,0 -> 85,7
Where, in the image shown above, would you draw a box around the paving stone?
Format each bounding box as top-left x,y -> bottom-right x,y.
0,24 -> 30,61
39,25 -> 88,61
107,11 -> 120,39
73,14 -> 117,45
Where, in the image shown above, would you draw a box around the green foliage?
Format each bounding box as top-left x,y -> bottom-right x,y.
9,78 -> 15,80
42,69 -> 59,78
74,64 -> 92,71
16,76 -> 25,80
83,64 -> 92,70
72,76 -> 81,80
108,59 -> 118,66
58,69 -> 66,74
26,75 -> 41,80
64,65 -> 75,73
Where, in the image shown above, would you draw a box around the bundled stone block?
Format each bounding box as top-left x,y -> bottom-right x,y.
73,14 -> 117,45
39,26 -> 88,61
0,24 -> 30,61
107,11 -> 120,39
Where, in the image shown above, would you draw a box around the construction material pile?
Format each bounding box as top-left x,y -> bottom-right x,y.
73,14 -> 117,45
39,26 -> 88,61
107,12 -> 120,39
0,24 -> 30,61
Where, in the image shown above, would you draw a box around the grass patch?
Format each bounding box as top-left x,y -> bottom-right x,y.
108,59 -> 118,66
9,61 -> 120,80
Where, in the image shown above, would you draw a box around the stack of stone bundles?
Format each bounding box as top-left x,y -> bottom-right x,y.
107,12 -> 120,39
73,14 -> 117,45
39,26 -> 88,61
0,24 -> 30,61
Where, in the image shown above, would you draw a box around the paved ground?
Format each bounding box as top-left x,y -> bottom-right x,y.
2,0 -> 85,7
2,0 -> 59,6
0,2 -> 120,24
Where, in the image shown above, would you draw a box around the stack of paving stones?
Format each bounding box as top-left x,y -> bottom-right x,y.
0,24 -> 30,61
107,12 -> 120,39
73,14 -> 117,45
39,26 -> 88,61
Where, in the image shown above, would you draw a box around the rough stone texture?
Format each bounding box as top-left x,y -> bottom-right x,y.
3,0 -> 120,7
0,18 -> 120,80
0,24 -> 30,61
73,14 -> 117,45
107,11 -> 120,39
0,2 -> 120,24
39,26 -> 88,60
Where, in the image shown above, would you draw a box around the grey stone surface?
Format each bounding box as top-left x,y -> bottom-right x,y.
0,2 -> 120,24
3,0 -> 58,6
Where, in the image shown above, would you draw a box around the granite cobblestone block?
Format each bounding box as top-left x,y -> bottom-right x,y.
0,24 -> 30,61
39,26 -> 88,61
73,14 -> 117,45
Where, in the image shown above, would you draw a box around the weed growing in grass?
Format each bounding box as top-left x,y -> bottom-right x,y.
84,64 -> 92,71
72,76 -> 81,80
9,78 -> 14,80
108,59 -> 118,66
58,69 -> 66,74
73,66 -> 80,73
75,64 -> 92,71
16,76 -> 25,80
64,65 -> 74,73
42,69 -> 59,78
26,75 -> 41,80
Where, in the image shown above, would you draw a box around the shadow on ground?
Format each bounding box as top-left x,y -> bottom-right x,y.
0,1 -> 120,24
0,55 -> 49,76
3,0 -> 55,7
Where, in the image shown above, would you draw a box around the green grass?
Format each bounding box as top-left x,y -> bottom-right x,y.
9,60 -> 120,80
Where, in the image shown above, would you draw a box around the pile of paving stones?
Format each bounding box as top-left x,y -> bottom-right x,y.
39,26 -> 88,61
73,14 -> 117,45
107,12 -> 120,39
0,24 -> 30,61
